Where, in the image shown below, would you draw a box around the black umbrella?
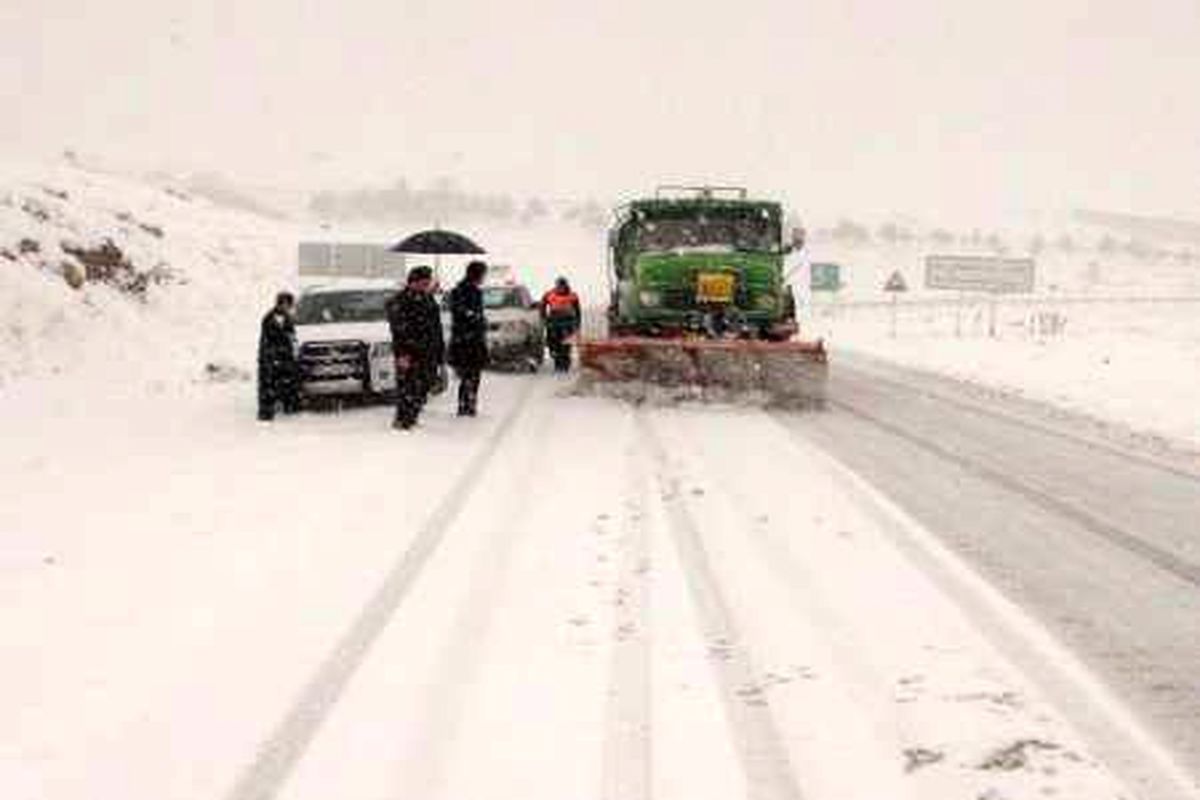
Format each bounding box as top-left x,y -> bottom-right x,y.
389,229 -> 485,255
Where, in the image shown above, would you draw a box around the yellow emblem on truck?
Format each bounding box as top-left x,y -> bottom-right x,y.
696,272 -> 735,303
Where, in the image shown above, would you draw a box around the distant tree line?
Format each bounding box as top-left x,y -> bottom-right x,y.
808,218 -> 1197,264
309,178 -> 608,229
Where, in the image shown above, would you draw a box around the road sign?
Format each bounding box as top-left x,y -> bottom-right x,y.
810,262 -> 842,292
924,254 -> 1035,294
884,270 -> 908,292
298,243 -> 408,279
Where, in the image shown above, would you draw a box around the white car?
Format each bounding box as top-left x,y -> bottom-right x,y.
294,283 -> 400,400
477,283 -> 545,371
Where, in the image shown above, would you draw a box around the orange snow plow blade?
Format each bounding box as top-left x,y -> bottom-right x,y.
577,337 -> 828,408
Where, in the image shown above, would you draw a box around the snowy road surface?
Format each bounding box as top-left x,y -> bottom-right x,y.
3,367 -> 1197,799
798,354 -> 1200,797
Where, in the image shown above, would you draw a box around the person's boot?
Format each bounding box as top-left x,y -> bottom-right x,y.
457,389 -> 474,417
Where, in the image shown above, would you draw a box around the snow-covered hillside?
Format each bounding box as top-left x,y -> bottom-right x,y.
0,160 -> 614,393
0,159 -> 300,388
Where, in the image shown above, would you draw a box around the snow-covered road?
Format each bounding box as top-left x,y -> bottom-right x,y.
3,368 -> 1196,799
801,354 -> 1200,798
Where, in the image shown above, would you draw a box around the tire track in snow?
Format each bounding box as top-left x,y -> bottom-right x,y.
816,397 -> 1200,591
223,379 -> 540,800
386,393 -> 554,799
662,412 -> 906,740
600,441 -> 653,800
637,411 -> 808,800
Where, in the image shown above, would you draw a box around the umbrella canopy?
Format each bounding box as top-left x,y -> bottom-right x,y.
389,229 -> 485,255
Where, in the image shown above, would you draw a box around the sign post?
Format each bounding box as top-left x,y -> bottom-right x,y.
298,243 -> 409,280
883,270 -> 908,338
810,261 -> 843,321
924,255 -> 1036,339
810,262 -> 843,292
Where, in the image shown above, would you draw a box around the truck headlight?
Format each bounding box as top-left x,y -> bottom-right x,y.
639,290 -> 662,307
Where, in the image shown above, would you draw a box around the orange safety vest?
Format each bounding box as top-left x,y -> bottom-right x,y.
542,290 -> 579,317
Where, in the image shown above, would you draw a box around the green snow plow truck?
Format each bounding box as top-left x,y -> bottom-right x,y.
579,186 -> 828,406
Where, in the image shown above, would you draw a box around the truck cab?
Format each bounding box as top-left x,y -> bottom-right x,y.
607,186 -> 801,340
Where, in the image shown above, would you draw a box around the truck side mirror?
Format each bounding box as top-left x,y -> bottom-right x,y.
790,227 -> 806,252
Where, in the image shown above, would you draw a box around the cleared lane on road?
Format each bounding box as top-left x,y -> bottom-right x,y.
784,354 -> 1200,797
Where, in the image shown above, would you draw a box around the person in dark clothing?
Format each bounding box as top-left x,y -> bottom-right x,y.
386,266 -> 445,430
540,276 -> 582,372
257,291 -> 299,421
447,260 -> 489,417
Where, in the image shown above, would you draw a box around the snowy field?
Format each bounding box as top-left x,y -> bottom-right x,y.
812,297 -> 1200,450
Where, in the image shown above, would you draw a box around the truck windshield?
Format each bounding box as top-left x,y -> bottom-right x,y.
634,211 -> 780,254
295,290 -> 393,324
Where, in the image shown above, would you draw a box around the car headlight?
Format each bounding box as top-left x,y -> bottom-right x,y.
639,290 -> 662,307
369,341 -> 393,358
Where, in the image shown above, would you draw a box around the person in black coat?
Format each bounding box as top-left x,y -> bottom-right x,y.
386,266 -> 445,430
447,260 -> 489,416
257,291 -> 299,421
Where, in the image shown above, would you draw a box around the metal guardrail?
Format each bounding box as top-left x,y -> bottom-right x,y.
806,293 -> 1200,340
811,294 -> 1200,311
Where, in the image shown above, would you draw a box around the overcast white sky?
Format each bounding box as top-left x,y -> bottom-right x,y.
3,0 -> 1198,219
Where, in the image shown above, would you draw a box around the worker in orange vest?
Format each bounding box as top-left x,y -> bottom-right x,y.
540,276 -> 582,372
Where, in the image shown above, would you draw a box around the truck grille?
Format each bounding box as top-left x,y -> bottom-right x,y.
661,288 -> 693,309
660,282 -> 751,309
299,340 -> 368,381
